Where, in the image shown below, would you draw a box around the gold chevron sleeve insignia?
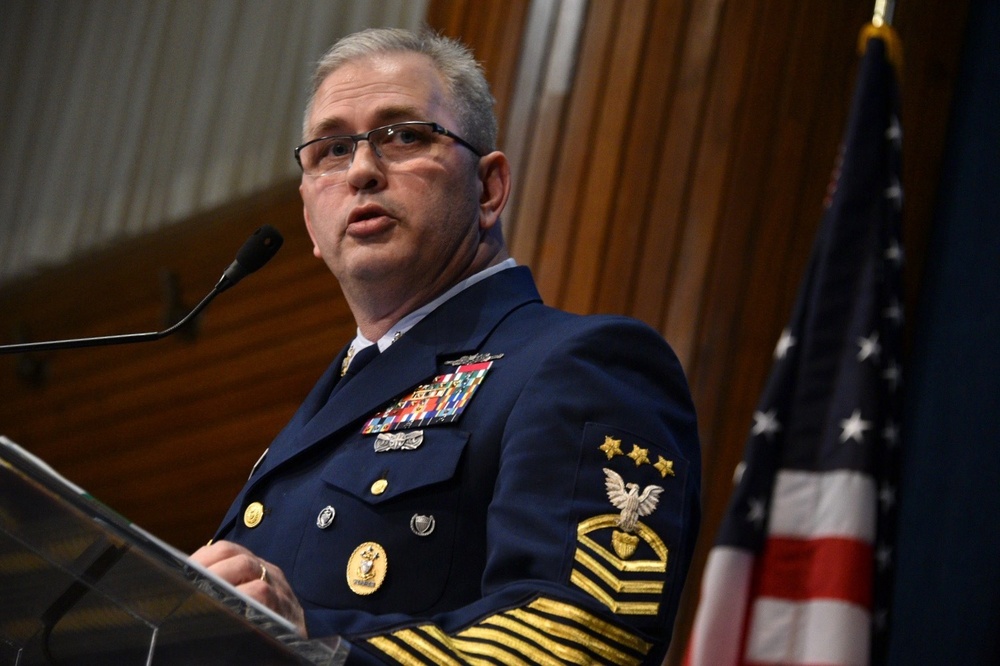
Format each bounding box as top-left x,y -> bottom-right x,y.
570,515 -> 669,616
364,596 -> 653,665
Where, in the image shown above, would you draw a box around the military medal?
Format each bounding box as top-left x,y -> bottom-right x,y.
362,360 -> 495,434
347,542 -> 387,595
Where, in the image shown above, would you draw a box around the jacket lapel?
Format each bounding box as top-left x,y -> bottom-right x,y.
249,267 -> 541,482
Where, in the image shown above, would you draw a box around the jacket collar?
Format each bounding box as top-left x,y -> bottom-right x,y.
254,266 -> 541,478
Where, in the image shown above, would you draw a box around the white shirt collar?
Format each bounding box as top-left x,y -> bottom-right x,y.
349,258 -> 517,353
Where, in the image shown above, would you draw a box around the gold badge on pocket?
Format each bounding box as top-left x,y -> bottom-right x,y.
347,542 -> 387,595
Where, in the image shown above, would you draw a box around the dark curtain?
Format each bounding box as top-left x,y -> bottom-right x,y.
888,0 -> 1000,663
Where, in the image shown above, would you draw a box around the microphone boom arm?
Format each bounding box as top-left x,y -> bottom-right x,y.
0,288 -> 220,355
0,225 -> 282,356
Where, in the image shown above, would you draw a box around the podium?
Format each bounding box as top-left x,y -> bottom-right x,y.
0,436 -> 348,665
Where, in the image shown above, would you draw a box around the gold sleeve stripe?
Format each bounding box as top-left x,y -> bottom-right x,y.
458,626 -> 562,665
366,636 -> 431,666
398,629 -> 465,665
528,597 -> 653,653
577,516 -> 669,571
574,548 -> 666,594
414,623 -> 457,648
577,532 -> 668,573
406,626 -> 495,666
478,614 -> 604,665
376,624 -> 528,666
367,629 -> 463,666
365,596 -> 654,665
502,610 -> 642,666
448,637 -> 531,666
570,570 -> 662,615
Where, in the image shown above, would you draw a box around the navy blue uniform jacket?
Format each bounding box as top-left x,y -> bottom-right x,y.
214,266 -> 701,665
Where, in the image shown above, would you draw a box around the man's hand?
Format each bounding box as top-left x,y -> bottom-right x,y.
190,540 -> 307,637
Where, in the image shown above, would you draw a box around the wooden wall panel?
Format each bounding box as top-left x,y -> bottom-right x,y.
631,0 -> 727,329
530,0 -> 619,301
561,0 -> 657,313
593,0 -> 690,315
0,182 -> 350,552
434,1 -> 969,662
427,0 -> 530,145
0,1 -> 969,662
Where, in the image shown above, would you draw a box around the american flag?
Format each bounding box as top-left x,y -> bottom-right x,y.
684,26 -> 903,666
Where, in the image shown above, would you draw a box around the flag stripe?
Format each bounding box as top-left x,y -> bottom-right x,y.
745,598 -> 870,665
757,536 -> 873,606
769,470 -> 876,541
684,547 -> 754,666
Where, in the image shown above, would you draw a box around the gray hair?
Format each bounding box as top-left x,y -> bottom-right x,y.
304,27 -> 497,154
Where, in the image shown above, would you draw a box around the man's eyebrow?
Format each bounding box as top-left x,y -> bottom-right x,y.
308,105 -> 426,139
309,118 -> 347,138
370,105 -> 425,126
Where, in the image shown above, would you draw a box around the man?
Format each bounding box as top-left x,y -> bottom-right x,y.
192,27 -> 700,665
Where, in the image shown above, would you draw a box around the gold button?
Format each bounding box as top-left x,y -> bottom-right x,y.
243,501 -> 265,528
370,479 -> 388,495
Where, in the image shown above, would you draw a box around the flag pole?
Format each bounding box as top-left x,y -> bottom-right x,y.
862,2 -> 903,82
872,0 -> 896,27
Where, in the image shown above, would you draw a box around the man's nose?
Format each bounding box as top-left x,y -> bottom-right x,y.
354,137 -> 382,162
346,140 -> 386,189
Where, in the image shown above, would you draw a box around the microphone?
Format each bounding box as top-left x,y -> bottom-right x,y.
217,224 -> 284,292
0,225 -> 283,355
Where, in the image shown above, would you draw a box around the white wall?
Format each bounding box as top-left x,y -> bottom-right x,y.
0,0 -> 427,284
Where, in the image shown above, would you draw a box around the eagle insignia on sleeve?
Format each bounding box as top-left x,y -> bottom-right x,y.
570,426 -> 680,616
603,468 -> 664,559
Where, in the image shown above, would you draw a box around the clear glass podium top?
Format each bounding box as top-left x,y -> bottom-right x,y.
0,437 -> 346,666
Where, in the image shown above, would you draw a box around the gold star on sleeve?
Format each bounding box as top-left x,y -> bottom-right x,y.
599,436 -> 623,460
654,456 -> 675,478
627,445 -> 650,467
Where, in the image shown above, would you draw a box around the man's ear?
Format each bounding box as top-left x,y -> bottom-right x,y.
477,151 -> 511,231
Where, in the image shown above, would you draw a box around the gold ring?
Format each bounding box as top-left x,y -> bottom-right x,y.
259,562 -> 268,582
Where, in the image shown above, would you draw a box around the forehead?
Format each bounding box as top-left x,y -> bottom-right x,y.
306,52 -> 453,136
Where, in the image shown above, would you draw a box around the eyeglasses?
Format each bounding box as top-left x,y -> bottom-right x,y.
294,121 -> 482,177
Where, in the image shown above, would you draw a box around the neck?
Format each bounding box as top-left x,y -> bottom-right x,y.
346,243 -> 509,341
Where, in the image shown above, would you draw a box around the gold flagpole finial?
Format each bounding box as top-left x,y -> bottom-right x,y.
861,0 -> 904,81
872,0 -> 896,27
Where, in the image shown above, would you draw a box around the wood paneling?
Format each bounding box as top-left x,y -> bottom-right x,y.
0,182 -> 349,552
427,0 -> 530,144
434,0 -> 969,661
0,0 -> 968,661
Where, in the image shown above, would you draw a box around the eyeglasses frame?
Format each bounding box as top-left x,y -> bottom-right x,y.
294,121 -> 483,176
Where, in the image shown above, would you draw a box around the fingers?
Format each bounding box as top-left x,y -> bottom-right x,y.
190,539 -> 249,567
187,541 -> 306,636
189,540 -> 267,585
232,557 -> 307,638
